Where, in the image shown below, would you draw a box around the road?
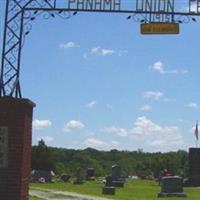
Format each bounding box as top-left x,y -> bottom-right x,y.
30,188 -> 111,200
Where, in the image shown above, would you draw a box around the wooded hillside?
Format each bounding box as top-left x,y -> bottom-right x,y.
31,140 -> 188,178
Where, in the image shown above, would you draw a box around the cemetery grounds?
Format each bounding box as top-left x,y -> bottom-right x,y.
29,180 -> 200,200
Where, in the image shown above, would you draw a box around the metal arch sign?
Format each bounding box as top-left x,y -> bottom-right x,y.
61,0 -> 200,14
1,0 -> 200,98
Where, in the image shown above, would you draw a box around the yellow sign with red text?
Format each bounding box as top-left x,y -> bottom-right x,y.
141,23 -> 179,35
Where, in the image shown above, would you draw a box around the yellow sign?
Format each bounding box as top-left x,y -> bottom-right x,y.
141,23 -> 179,35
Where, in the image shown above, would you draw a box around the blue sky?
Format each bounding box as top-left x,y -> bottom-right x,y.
1,1 -> 200,152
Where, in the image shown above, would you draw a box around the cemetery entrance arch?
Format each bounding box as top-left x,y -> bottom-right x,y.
1,1 -> 200,200
1,0 -> 200,98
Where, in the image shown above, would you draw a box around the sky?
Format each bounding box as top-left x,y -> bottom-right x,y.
1,0 -> 200,152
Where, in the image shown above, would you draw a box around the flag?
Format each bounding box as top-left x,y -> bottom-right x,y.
195,122 -> 199,141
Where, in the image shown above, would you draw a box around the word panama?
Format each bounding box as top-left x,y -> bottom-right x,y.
68,0 -> 121,11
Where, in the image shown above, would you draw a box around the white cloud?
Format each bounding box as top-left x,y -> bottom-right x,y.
143,91 -> 163,100
33,119 -> 52,130
140,104 -> 152,111
151,139 -> 170,148
84,138 -> 106,149
191,126 -> 196,133
101,116 -> 183,151
63,120 -> 85,132
36,136 -> 54,143
111,140 -> 120,146
152,61 -> 165,74
151,61 -> 188,75
59,41 -> 79,49
84,47 -> 127,59
131,116 -> 162,136
131,116 -> 183,151
90,47 -> 115,56
86,100 -> 97,108
188,103 -> 198,109
187,1 -> 198,13
103,126 -> 128,137
84,137 -> 119,150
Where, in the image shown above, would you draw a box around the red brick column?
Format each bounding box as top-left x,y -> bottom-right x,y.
0,97 -> 35,200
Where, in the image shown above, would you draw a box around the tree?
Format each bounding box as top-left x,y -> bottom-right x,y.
31,144 -> 189,177
32,140 -> 55,171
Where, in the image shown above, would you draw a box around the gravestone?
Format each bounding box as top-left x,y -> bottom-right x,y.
112,164 -> 121,180
102,186 -> 115,195
86,168 -> 95,180
31,170 -> 54,182
60,174 -> 71,182
111,164 -> 125,187
112,180 -> 124,187
73,167 -> 84,184
105,175 -> 113,186
105,172 -> 124,187
184,148 -> 200,186
158,176 -> 187,197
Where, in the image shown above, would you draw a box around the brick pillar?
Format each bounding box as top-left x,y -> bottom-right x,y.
0,97 -> 35,200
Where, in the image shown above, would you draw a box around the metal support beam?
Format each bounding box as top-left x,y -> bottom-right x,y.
0,0 -> 56,98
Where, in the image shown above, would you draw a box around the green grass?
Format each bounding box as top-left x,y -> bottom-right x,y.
29,196 -> 42,200
30,180 -> 200,200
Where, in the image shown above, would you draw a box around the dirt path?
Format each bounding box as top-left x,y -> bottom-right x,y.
30,188 -> 111,200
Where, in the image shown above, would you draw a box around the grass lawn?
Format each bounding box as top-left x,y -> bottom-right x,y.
29,197 -> 42,200
30,180 -> 200,200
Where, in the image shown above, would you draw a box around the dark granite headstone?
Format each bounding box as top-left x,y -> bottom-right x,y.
112,165 -> 121,181
60,174 -> 71,182
105,175 -> 124,188
112,180 -> 124,187
158,176 -> 187,198
73,168 -> 84,184
185,148 -> 200,186
31,170 -> 54,183
102,186 -> 115,195
105,175 -> 113,186
86,168 -> 95,180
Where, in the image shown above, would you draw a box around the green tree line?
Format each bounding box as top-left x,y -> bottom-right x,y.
31,140 -> 189,178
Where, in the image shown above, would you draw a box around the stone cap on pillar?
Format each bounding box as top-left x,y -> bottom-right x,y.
0,97 -> 36,108
189,147 -> 200,152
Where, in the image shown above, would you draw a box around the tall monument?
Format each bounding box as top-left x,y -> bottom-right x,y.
185,122 -> 200,186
